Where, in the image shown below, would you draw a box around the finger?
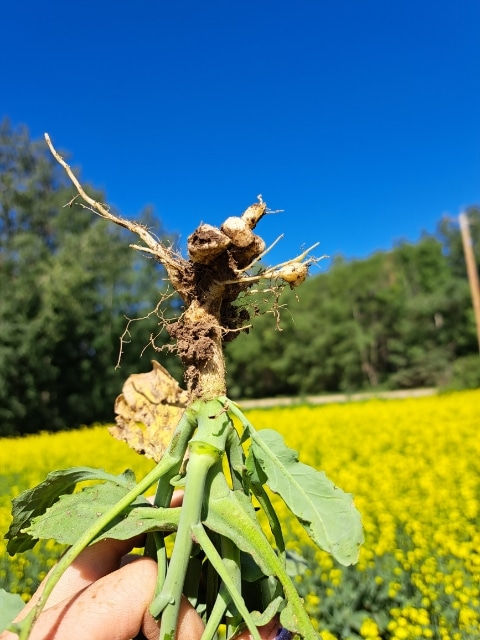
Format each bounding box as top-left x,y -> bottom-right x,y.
170,490 -> 184,508
141,594 -> 204,640
17,557 -> 204,640
146,490 -> 184,507
20,537 -> 142,617
25,557 -> 156,640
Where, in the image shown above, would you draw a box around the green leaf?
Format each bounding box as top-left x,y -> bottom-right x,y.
240,551 -> 266,583
204,489 -> 273,577
280,601 -> 303,635
6,467 -> 137,554
25,482 -> 181,545
249,429 -> 364,566
245,461 -> 286,559
0,589 -> 24,633
249,595 -> 285,626
204,464 -> 320,640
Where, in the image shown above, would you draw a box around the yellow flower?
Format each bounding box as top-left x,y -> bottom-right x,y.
360,617 -> 381,639
1,389 -> 479,636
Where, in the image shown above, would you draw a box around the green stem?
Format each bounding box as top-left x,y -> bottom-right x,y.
152,442 -> 221,639
191,522 -> 262,640
147,463 -> 187,598
225,427 -> 246,492
220,535 -> 242,636
249,480 -> 286,563
207,492 -> 319,640
216,398 -> 320,640
200,586 -> 230,640
152,399 -> 232,640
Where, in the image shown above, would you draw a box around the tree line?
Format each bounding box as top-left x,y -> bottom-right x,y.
225,217 -> 480,398
0,120 -> 182,436
1,120 -> 479,436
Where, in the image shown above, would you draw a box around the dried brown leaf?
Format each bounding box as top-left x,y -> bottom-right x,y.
110,361 -> 191,461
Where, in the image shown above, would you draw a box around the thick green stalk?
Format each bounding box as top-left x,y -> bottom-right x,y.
151,442 -> 221,637
152,399 -> 232,640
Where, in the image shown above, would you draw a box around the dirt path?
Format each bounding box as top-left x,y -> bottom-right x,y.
236,387 -> 438,409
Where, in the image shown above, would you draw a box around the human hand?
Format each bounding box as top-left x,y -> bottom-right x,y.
1,491 -> 286,640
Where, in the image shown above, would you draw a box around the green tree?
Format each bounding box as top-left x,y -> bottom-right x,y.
225,229 -> 479,399
0,120 -> 181,436
225,295 -> 298,399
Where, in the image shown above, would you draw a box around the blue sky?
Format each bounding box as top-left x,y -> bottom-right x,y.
3,0 -> 479,270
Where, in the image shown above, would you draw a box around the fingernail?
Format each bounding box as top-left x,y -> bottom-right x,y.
275,628 -> 292,640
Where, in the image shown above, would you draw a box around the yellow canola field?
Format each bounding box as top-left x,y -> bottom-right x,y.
244,390 -> 480,640
1,389 -> 479,640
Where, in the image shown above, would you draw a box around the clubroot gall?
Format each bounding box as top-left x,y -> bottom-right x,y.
1,134 -> 364,640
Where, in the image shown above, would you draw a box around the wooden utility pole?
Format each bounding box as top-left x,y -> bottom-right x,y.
459,212 -> 480,353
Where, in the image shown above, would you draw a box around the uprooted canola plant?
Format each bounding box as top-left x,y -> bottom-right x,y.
1,389 -> 479,640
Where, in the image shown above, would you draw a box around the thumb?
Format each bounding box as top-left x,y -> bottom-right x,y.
14,558 -> 204,640
234,617 -> 289,640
